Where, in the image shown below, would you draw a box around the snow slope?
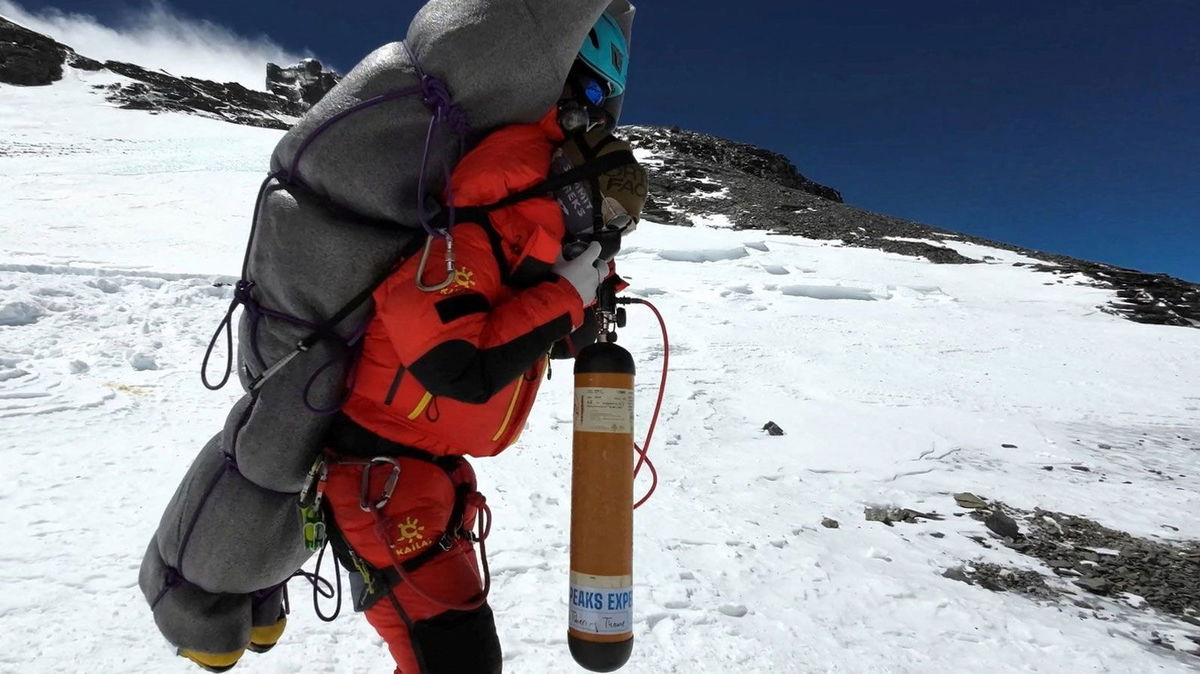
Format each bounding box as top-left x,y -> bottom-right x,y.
3,70 -> 1200,673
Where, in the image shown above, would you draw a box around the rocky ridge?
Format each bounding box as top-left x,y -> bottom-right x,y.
2,17 -> 1196,327
624,124 -> 982,266
1,17 -> 101,85
267,59 -> 341,110
93,60 -> 303,130
0,16 -> 338,130
625,123 -> 1199,328
938,492 -> 1200,657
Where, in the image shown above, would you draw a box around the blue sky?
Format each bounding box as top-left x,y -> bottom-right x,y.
13,0 -> 1200,281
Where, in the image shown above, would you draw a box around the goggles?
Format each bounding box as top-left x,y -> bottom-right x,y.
581,77 -> 610,106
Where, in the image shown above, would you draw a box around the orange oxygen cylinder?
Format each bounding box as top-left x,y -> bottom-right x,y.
568,340 -> 635,672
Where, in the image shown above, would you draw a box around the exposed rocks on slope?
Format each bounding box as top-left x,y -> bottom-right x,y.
1032,261 -> 1200,328
625,125 -> 985,264
94,60 -> 304,130
622,124 -> 1199,326
940,496 -> 1200,656
267,59 -> 340,110
0,17 -> 98,86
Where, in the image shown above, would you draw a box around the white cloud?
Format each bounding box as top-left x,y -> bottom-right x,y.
0,0 -> 308,90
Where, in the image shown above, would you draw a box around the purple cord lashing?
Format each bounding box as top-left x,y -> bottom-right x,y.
285,42 -> 469,239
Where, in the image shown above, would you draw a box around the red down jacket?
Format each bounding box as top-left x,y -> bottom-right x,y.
341,110 -> 586,456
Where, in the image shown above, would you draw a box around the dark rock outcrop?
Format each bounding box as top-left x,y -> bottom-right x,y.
1,17 -> 104,85
0,17 -> 67,86
0,18 -> 316,129
1032,260 -> 1200,327
966,501 -> 1200,623
96,61 -> 304,130
68,52 -> 103,71
267,59 -> 340,111
624,125 -> 980,264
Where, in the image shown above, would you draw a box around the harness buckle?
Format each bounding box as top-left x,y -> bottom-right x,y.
359,457 -> 403,512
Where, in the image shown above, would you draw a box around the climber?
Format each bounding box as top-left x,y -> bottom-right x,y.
316,12 -> 647,674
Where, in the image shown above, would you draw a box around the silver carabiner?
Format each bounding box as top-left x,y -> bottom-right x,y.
415,232 -> 456,293
299,457 -> 328,508
359,456 -> 403,512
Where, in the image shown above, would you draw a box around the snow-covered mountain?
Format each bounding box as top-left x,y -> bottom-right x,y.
2,19 -> 1199,674
4,15 -> 1197,327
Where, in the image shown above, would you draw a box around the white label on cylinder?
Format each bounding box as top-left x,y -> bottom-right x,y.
573,386 -> 634,434
568,572 -> 633,635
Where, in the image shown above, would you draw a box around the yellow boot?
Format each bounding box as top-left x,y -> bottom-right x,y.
247,616 -> 287,654
178,647 -> 245,672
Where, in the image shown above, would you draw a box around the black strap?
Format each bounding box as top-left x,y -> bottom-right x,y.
380,482 -> 474,577
437,148 -> 637,289
445,213 -> 511,287
478,149 -> 636,213
325,414 -> 462,469
247,233 -> 426,392
445,149 -> 636,226
301,233 -> 427,351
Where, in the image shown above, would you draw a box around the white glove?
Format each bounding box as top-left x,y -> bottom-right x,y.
552,240 -> 605,306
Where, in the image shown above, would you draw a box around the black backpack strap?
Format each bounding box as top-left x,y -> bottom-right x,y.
447,208 -> 511,286
479,148 -> 636,213
415,147 -> 635,298
247,233 -> 427,393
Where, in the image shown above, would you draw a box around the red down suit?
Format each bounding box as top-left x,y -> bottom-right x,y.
344,110 -> 585,455
325,109 -> 587,674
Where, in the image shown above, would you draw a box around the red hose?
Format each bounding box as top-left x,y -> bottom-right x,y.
622,298 -> 668,509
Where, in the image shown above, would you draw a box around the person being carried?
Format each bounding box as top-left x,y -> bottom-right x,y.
313,12 -> 647,674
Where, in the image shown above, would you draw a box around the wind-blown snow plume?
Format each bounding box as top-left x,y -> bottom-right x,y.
0,0 -> 307,90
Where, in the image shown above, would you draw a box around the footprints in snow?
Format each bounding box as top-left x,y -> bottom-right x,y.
0,266 -> 232,419
646,568 -> 751,633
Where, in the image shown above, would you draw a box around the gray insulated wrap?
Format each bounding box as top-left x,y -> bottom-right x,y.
273,0 -> 634,225
233,185 -> 417,492
140,540 -> 253,654
407,0 -> 633,130
152,434 -> 311,594
142,0 -> 636,654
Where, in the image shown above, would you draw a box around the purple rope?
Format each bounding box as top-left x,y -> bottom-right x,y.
416,113 -> 448,237
173,454 -> 237,577
285,45 -> 468,239
286,85 -> 423,183
203,44 -> 471,399
150,566 -> 182,609
403,40 -> 469,237
240,174 -> 283,278
301,317 -> 371,415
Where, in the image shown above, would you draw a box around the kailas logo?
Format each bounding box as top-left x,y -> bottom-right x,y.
397,516 -> 425,541
439,267 -> 477,295
389,516 -> 433,557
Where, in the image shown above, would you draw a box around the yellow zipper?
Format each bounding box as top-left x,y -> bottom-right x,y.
407,391 -> 434,420
490,376 -> 526,442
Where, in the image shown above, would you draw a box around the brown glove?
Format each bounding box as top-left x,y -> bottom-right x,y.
561,128 -> 648,225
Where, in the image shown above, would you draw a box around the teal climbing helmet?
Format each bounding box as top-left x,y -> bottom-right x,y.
577,11 -> 629,97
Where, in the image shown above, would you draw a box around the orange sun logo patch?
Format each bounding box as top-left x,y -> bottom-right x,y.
397,516 -> 425,541
440,267 -> 477,295
388,516 -> 434,557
